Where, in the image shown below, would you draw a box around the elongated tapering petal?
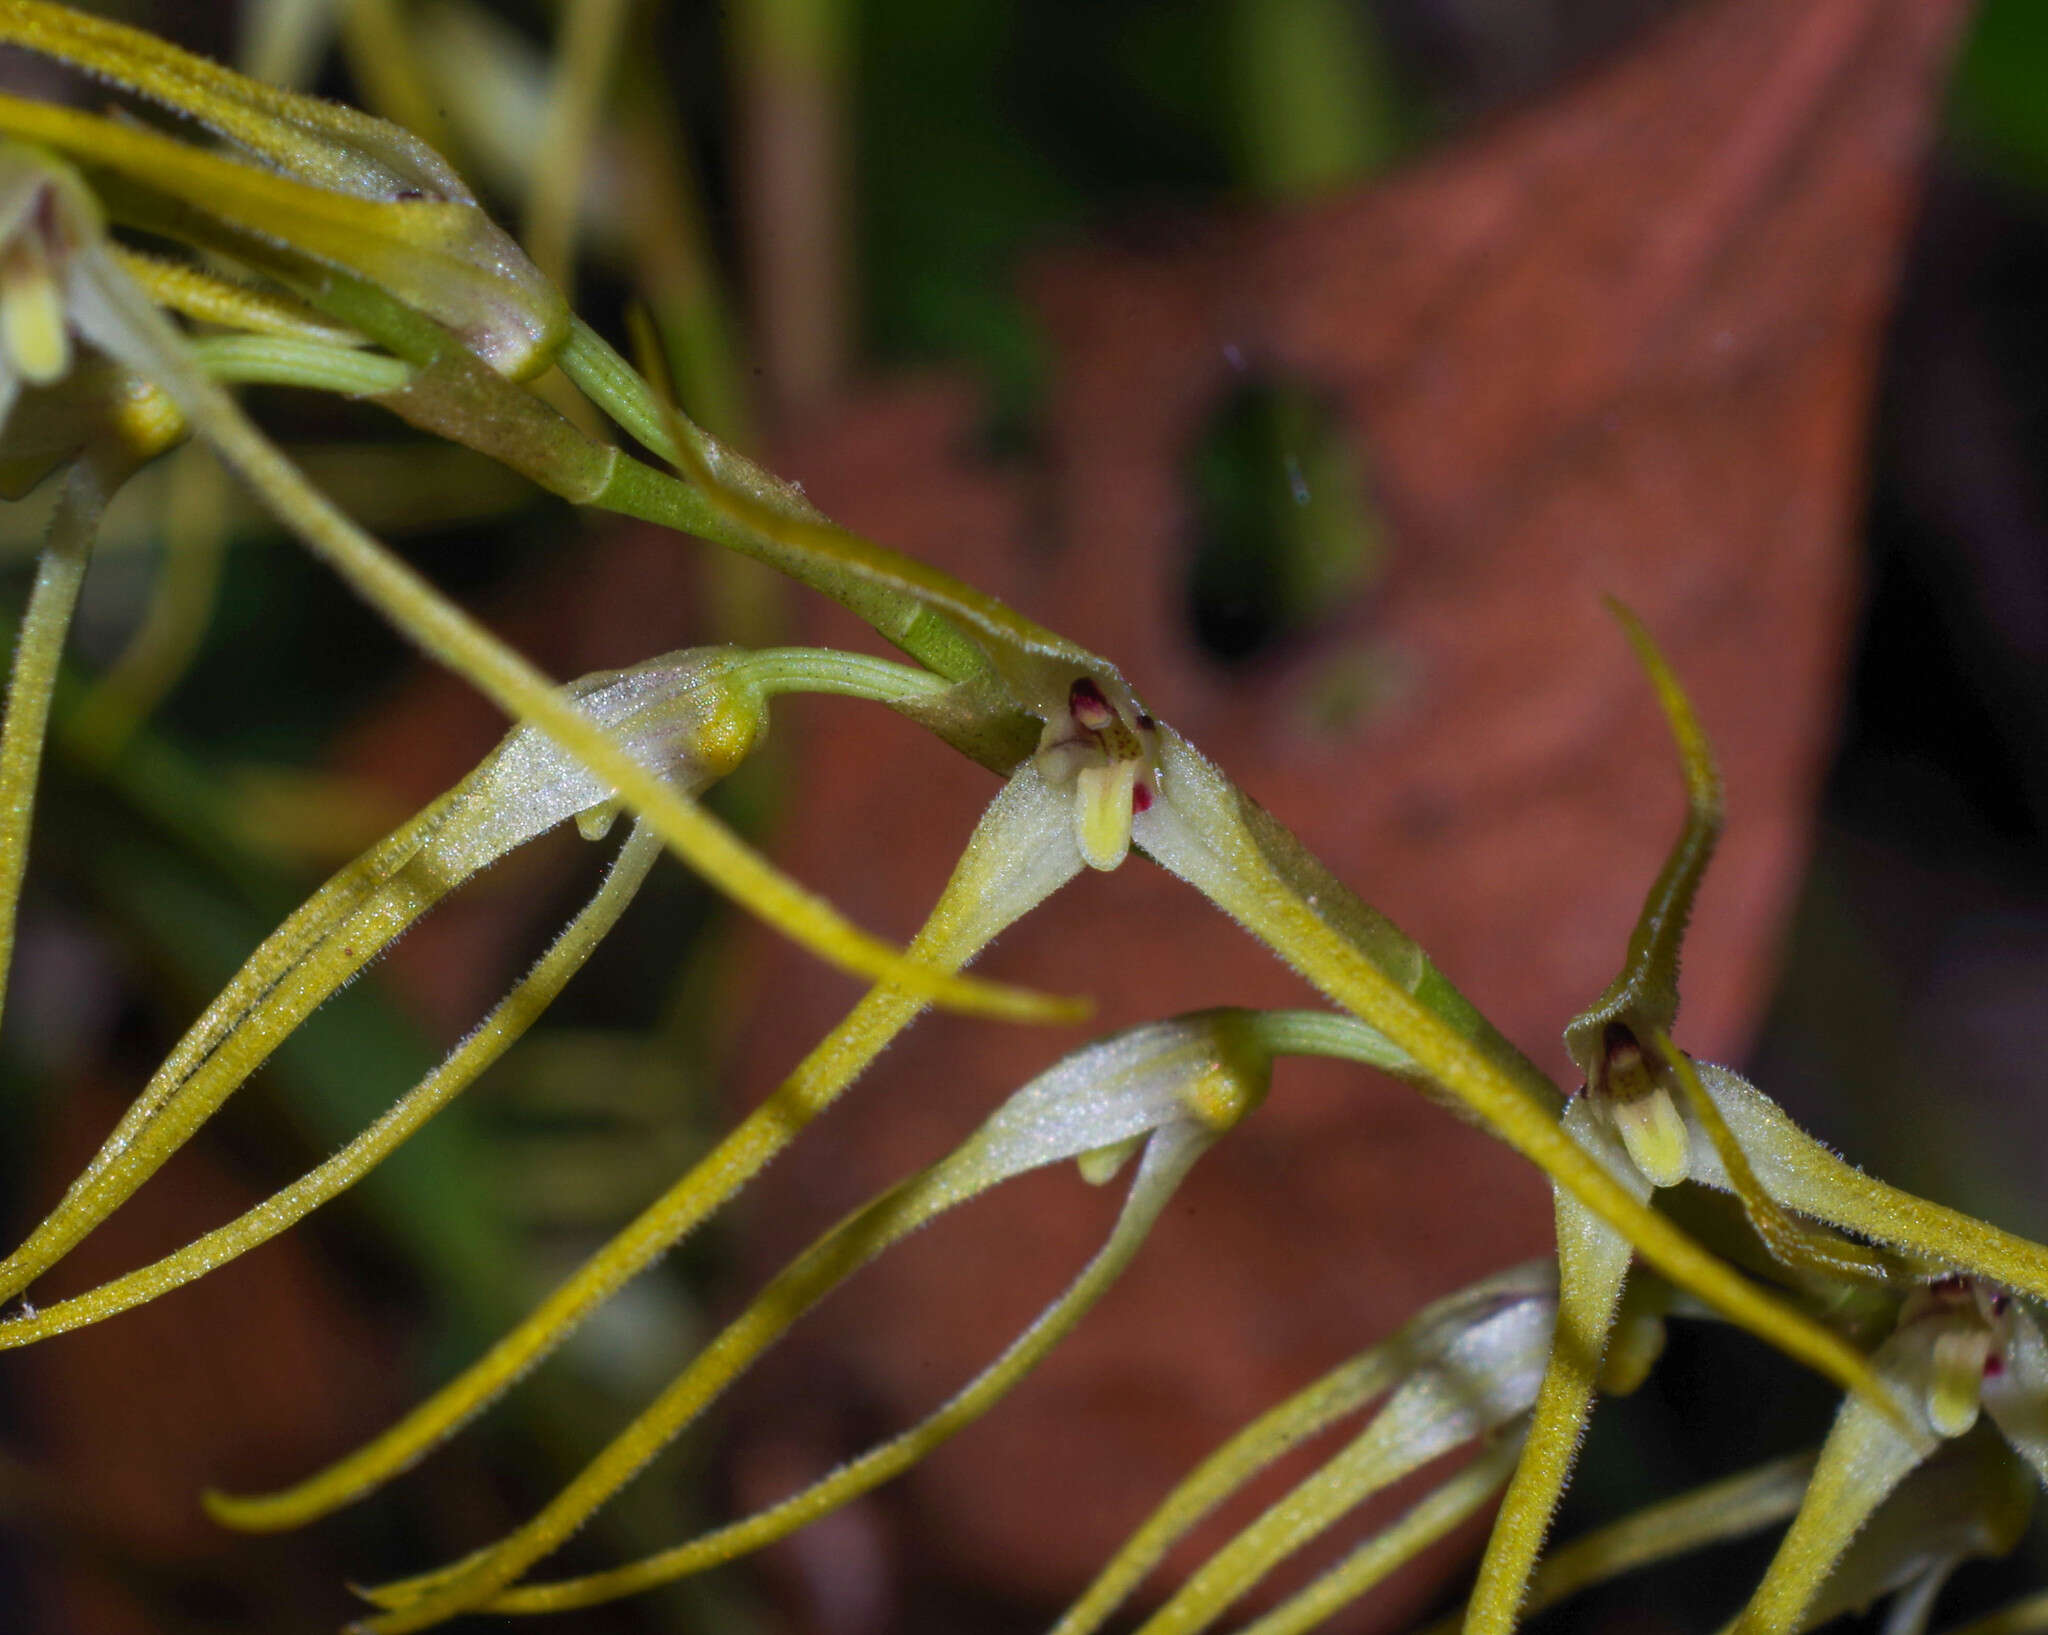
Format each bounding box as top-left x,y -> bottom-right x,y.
206,759 -> 1090,1535
1684,1064 -> 2048,1308
1129,1275 -> 1553,1635
350,1011 -> 1273,1630
1562,599 -> 1723,1081
0,647 -> 769,1307
0,819 -> 664,1346
1052,1263 -> 1556,1635
478,1123 -> 1219,1615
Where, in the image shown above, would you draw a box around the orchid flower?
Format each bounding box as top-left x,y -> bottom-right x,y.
1462,607 -> 2048,1634
0,0 -> 1909,1411
309,1008 -> 1281,1630
198,750 -> 1104,1539
0,9 -> 1064,1018
0,644 -> 963,1330
1732,1275 -> 2046,1633
6,12 -> 2048,1634
566,316 -> 1893,1419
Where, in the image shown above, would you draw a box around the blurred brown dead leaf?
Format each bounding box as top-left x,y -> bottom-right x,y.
302,0 -> 1968,1625
723,0 -> 1970,1624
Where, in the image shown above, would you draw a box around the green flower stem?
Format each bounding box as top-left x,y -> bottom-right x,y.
1238,1438 -> 1522,1635
205,764 -> 1085,1536
561,319 -> 1071,701
187,333 -> 412,396
594,448 -> 1016,744
1052,1265 -> 1553,1635
1464,1102 -> 1643,1635
67,248 -> 1067,1021
733,645 -> 948,704
325,300 -> 1014,749
556,316 -> 725,482
0,820 -> 661,1347
0,452 -> 108,1040
453,1121 -> 1216,1616
1243,1007 -> 1417,1074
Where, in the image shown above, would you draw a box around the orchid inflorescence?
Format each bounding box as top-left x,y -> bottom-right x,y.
0,3 -> 2045,1631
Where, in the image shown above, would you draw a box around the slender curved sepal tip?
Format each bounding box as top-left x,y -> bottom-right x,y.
203,764 -> 1094,1538
1563,599 -> 1723,1083
0,821 -> 664,1348
342,1012 -> 1270,1630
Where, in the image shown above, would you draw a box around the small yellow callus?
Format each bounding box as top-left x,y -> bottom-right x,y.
574,799 -> 621,841
1179,1049 -> 1269,1135
1610,1084 -> 1691,1190
1598,1022 -> 1691,1189
692,688 -> 764,782
108,374 -> 185,463
1075,758 -> 1138,872
1929,1326 -> 1993,1438
1,229 -> 67,383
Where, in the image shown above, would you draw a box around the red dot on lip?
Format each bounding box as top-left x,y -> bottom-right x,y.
1985,1353 -> 2006,1377
1132,782 -> 1153,814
